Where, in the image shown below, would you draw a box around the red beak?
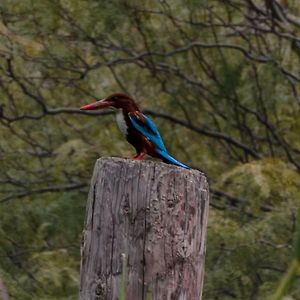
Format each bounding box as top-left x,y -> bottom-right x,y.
80,99 -> 113,110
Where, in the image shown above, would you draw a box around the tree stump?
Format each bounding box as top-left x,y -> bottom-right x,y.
79,157 -> 209,300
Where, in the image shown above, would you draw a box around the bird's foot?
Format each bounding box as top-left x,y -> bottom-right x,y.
132,152 -> 146,160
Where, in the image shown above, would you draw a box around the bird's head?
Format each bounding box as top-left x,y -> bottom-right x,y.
80,93 -> 139,111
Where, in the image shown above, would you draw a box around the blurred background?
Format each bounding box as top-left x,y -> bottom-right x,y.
0,0 -> 300,299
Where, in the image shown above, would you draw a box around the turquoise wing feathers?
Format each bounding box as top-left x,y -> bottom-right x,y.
128,112 -> 167,152
155,149 -> 190,169
128,112 -> 190,169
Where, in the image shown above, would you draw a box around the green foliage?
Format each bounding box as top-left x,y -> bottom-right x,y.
0,0 -> 300,299
272,210 -> 300,300
217,159 -> 300,216
295,211 -> 300,262
0,191 -> 84,299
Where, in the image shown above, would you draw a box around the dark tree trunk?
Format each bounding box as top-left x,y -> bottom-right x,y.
79,157 -> 209,300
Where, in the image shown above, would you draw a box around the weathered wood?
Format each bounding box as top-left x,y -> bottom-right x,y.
79,157 -> 209,300
0,276 -> 10,300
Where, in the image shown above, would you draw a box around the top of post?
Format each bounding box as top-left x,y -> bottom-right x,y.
96,156 -> 205,176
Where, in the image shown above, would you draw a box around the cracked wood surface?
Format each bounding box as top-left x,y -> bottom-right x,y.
79,157 -> 209,300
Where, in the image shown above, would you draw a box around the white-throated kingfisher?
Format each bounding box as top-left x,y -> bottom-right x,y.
80,93 -> 190,169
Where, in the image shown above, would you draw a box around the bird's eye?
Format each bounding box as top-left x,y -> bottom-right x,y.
111,96 -> 118,101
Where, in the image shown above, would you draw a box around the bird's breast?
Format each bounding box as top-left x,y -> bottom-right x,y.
116,111 -> 128,136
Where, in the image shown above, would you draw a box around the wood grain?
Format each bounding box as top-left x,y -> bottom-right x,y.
79,157 -> 209,300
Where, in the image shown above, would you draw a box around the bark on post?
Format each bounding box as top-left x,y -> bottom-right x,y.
79,157 -> 209,300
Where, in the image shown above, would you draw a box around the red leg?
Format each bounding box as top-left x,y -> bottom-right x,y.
132,152 -> 146,160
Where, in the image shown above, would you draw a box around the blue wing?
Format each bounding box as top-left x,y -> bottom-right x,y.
156,149 -> 190,169
128,112 -> 167,152
129,112 -> 190,169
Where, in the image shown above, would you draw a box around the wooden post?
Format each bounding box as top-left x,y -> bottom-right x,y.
79,157 -> 209,300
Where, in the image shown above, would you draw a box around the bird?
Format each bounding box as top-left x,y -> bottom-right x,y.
80,93 -> 190,169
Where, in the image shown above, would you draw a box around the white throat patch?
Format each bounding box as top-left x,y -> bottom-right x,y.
116,111 -> 128,136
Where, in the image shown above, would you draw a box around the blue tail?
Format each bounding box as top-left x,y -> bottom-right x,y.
156,149 -> 190,169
